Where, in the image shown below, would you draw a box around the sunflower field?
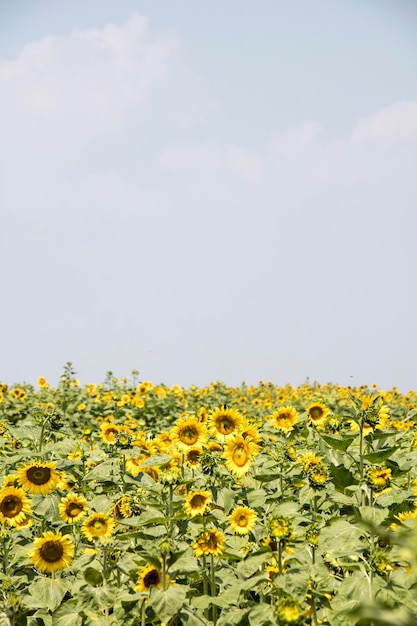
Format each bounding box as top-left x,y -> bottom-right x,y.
1,365 -> 417,626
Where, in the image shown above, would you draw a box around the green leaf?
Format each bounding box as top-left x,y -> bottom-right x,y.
216,487 -> 236,513
84,460 -> 119,481
330,464 -> 358,492
136,454 -> 172,468
248,603 -> 276,626
150,584 -> 187,622
358,505 -> 388,527
84,567 -> 103,587
52,600 -> 83,626
28,578 -> 69,612
363,447 -> 398,463
320,434 -> 355,451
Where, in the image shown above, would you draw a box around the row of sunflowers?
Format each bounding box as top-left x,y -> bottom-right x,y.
1,365 -> 417,625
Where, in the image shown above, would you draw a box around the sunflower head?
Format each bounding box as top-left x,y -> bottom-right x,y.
82,512 -> 115,543
171,416 -> 207,450
365,465 -> 391,492
135,563 -> 169,592
193,528 -> 225,558
307,462 -> 330,489
306,402 -> 329,428
276,596 -> 304,625
229,506 -> 257,535
209,407 -> 242,441
270,407 -> 299,433
29,531 -> 74,573
59,493 -> 88,524
0,487 -> 32,527
184,490 -> 212,517
224,433 -> 256,478
17,461 -> 60,495
269,515 -> 293,541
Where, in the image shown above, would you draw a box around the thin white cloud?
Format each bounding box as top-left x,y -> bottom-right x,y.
351,101 -> 417,145
0,13 -> 175,153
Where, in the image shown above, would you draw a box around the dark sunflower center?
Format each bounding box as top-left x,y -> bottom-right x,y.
310,407 -> 324,420
180,427 -> 198,444
143,569 -> 160,588
1,496 -> 22,517
39,540 -> 64,563
188,450 -> 200,462
207,533 -> 218,550
27,467 -> 51,485
190,495 -> 206,508
67,502 -> 83,516
218,418 -> 234,434
237,515 -> 247,526
91,519 -> 106,533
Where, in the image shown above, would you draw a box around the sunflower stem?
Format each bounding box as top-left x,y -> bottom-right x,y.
141,599 -> 147,626
278,541 -> 283,576
38,417 -> 49,452
210,553 -> 217,626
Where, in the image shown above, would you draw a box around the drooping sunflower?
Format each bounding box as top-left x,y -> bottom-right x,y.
270,407 -> 299,433
17,460 -> 61,495
209,407 -> 242,441
365,465 -> 392,492
59,493 -> 88,524
224,433 -> 256,478
229,506 -> 257,535
171,416 -> 207,450
0,486 -> 32,527
135,563 -> 169,592
306,402 -> 329,428
193,528 -> 225,558
29,531 -> 74,573
184,490 -> 212,517
82,512 -> 115,543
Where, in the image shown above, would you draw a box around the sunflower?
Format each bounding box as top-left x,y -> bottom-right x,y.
29,531 -> 74,573
184,490 -> 212,517
209,407 -> 242,441
276,596 -> 304,625
365,466 -> 392,492
82,512 -> 115,543
135,563 -> 169,592
269,515 -> 293,541
229,506 -> 257,535
306,402 -> 329,428
193,528 -> 225,558
239,419 -> 263,445
270,407 -> 299,433
171,416 -> 207,450
307,463 -> 330,489
184,448 -> 202,467
224,433 -> 256,478
17,460 -> 61,495
59,493 -> 88,524
0,486 -> 32,527
100,422 -> 120,445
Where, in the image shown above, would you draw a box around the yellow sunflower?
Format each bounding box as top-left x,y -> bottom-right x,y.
82,512 -> 115,543
193,528 -> 225,558
0,486 -> 32,527
184,490 -> 212,517
224,434 -> 256,478
29,531 -> 74,573
171,416 -> 207,450
239,419 -> 263,445
17,460 -> 61,495
229,506 -> 257,535
209,407 -> 242,441
184,448 -> 202,467
270,407 -> 299,433
306,402 -> 329,428
100,422 -> 120,445
135,563 -> 169,592
59,493 -> 88,524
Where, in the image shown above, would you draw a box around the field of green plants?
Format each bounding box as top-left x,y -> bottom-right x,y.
1,364 -> 417,626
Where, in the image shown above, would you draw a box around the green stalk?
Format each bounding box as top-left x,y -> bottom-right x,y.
210,553 -> 217,626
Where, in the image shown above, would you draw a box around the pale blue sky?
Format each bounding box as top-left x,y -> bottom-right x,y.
1,1 -> 417,390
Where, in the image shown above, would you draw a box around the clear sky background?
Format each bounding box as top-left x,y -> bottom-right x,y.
1,0 -> 417,390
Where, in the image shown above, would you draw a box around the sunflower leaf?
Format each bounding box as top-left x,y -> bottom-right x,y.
27,578 -> 70,612
149,584 -> 187,622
